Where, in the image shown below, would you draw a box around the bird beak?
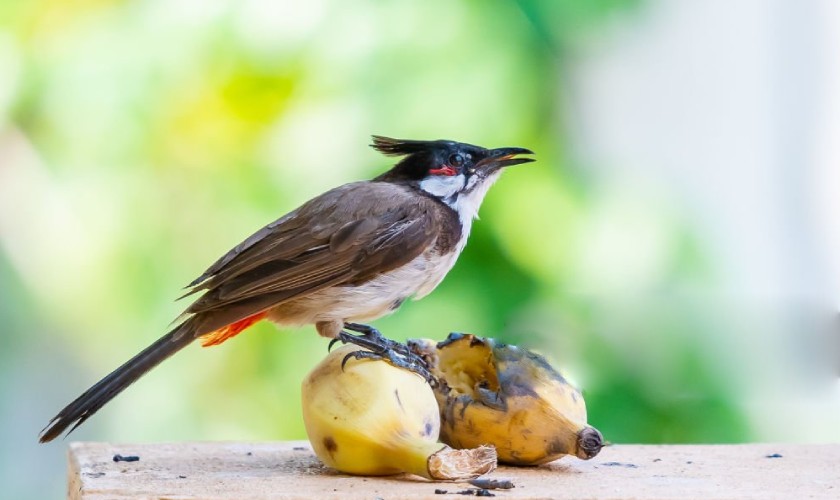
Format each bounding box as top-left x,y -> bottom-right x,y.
475,147 -> 535,172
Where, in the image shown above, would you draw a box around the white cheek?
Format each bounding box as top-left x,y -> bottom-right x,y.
419,174 -> 466,200
453,170 -> 502,224
464,174 -> 481,191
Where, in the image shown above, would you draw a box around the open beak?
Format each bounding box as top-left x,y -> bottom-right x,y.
475,147 -> 535,171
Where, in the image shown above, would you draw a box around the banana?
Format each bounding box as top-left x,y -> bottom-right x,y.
409,333 -> 604,466
301,344 -> 497,479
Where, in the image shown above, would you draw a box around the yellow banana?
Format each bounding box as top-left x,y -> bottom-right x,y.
301,344 -> 497,479
409,333 -> 604,466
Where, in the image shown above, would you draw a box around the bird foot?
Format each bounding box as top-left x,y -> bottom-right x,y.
330,323 -> 436,385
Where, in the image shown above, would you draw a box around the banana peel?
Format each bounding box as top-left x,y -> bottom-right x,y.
301,344 -> 497,479
409,333 -> 604,466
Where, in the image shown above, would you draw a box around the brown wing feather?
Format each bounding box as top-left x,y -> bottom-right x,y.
181,182 -> 442,336
186,211 -> 307,288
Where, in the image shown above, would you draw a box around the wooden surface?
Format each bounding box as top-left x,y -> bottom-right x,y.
68,441 -> 840,499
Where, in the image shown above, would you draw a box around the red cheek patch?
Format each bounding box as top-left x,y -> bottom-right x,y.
429,165 -> 457,176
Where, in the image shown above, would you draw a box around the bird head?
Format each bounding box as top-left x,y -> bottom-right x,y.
371,136 -> 534,217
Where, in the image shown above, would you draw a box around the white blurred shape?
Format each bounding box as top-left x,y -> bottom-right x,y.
235,0 -> 328,52
566,0 -> 781,295
562,0 -> 840,440
811,0 -> 840,302
571,185 -> 673,295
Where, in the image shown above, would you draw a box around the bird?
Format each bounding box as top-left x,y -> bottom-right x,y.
39,135 -> 534,443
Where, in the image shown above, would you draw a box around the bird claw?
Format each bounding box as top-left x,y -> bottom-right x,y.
329,323 -> 382,352
334,324 -> 437,386
327,337 -> 342,352
340,350 -> 380,371
341,348 -> 436,386
342,322 -> 417,360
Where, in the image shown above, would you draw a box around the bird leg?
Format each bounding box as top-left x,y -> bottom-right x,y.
343,322 -> 386,340
327,323 -> 400,352
331,322 -> 435,385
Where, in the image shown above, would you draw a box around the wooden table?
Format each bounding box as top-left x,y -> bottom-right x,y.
68,441 -> 840,499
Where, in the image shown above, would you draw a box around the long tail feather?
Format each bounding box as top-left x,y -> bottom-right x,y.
39,322 -> 196,443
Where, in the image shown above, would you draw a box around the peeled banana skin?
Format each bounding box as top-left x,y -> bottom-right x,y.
410,333 -> 604,466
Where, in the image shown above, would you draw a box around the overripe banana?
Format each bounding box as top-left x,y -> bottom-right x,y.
409,333 -> 604,466
301,344 -> 497,479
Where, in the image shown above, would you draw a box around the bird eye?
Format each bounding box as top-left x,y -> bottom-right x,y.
449,153 -> 464,167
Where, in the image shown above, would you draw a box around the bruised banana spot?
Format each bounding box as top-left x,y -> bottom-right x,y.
323,436 -> 338,458
423,418 -> 434,438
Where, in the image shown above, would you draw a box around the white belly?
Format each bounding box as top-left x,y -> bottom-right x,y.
267,243 -> 464,329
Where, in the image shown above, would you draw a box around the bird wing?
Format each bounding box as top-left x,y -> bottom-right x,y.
179,182 -> 442,336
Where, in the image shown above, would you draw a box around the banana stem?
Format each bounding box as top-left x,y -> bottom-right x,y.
398,441 -> 497,480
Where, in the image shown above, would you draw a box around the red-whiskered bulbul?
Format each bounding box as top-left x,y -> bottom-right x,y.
39,136 -> 534,442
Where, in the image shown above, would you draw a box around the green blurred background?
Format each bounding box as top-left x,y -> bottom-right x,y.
2,0 -> 839,497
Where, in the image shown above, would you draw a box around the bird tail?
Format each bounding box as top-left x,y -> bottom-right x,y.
39,322 -> 196,443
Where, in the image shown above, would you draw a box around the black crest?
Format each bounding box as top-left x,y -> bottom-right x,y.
370,136 -> 447,157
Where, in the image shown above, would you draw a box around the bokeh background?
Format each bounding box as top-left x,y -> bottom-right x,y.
2,0 -> 839,497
